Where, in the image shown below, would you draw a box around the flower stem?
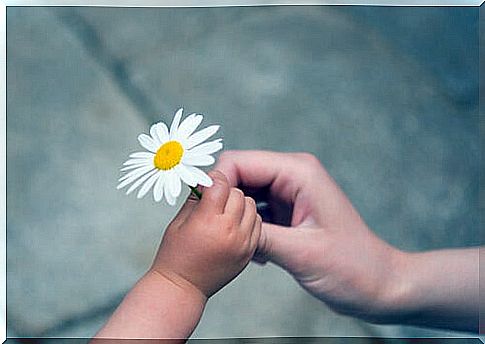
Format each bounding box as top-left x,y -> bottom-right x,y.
189,185 -> 202,200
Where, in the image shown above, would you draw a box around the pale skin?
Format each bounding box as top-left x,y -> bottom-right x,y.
94,150 -> 479,340
214,150 -> 480,333
93,171 -> 262,340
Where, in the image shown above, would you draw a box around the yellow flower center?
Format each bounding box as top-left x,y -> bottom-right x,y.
153,140 -> 184,170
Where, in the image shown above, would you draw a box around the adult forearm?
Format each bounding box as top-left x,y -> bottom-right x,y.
385,247 -> 479,332
93,270 -> 207,340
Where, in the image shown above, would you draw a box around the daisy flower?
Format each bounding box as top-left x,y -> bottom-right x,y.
117,108 -> 223,205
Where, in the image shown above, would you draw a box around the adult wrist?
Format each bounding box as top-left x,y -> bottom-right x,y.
362,249 -> 417,324
372,249 -> 454,325
375,248 -> 480,331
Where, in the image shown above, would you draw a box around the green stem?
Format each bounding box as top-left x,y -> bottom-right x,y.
189,185 -> 202,200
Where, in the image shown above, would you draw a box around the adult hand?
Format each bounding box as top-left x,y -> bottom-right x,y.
215,150 -> 399,320
215,151 -> 479,332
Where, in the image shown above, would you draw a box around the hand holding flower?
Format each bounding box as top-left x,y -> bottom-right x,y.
96,171 -> 261,339
152,170 -> 262,298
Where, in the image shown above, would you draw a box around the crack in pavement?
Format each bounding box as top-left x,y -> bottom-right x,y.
52,7 -> 160,123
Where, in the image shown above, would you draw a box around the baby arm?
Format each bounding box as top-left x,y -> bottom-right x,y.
93,171 -> 261,340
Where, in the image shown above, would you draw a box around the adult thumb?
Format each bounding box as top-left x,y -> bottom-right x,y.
256,222 -> 303,272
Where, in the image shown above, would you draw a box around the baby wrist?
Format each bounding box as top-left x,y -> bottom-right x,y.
147,268 -> 208,306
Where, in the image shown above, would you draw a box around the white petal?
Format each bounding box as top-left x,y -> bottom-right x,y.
126,169 -> 158,195
175,114 -> 203,141
182,153 -> 215,166
187,139 -> 223,156
129,152 -> 154,159
120,162 -> 151,172
138,134 -> 159,153
167,169 -> 182,199
185,125 -> 220,150
174,164 -> 198,187
169,108 -> 183,139
137,170 -> 162,199
153,172 -> 165,202
118,164 -> 154,182
150,124 -> 162,145
165,187 -> 176,206
117,166 -> 154,189
155,122 -> 169,144
185,165 -> 213,187
123,158 -> 151,166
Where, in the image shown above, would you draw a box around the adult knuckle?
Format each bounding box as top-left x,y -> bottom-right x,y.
218,151 -> 234,164
297,152 -> 320,165
218,150 -> 230,160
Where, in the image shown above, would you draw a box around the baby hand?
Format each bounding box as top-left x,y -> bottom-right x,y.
151,170 -> 262,298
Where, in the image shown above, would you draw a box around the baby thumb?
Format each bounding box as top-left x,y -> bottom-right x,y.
172,195 -> 199,226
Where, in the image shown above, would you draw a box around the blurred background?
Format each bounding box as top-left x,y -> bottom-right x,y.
6,5 -> 480,341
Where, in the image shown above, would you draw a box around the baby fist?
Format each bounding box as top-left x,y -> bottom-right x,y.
151,171 -> 262,298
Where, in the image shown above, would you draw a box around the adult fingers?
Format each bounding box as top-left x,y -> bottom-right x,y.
214,150 -> 285,188
257,222 -> 304,271
215,150 -> 355,228
214,150 -> 320,203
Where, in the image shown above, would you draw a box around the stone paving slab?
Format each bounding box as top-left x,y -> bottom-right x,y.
343,6 -> 478,106
7,7 -> 180,336
66,6 -> 479,339
70,6 -> 479,250
7,5 -> 479,339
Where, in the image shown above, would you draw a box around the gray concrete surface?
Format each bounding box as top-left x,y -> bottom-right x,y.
7,5 -> 479,339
